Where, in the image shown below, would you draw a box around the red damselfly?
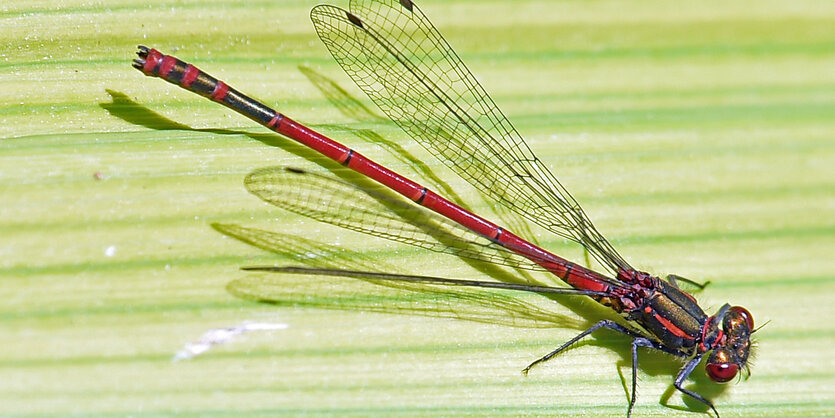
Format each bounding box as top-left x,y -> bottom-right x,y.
132,0 -> 755,415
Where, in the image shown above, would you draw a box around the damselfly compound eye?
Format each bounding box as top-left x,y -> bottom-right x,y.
707,361 -> 739,383
729,306 -> 754,330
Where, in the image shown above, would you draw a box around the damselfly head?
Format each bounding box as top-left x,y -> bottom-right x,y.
705,306 -> 754,383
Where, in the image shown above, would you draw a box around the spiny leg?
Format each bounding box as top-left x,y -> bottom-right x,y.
666,274 -> 711,290
673,354 -> 720,417
522,320 -> 643,374
629,337 -> 660,418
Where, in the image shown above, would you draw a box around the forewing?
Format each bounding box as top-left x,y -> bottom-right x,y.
310,0 -> 630,274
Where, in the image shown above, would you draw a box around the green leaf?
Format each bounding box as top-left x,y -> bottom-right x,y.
3,0 -> 834,416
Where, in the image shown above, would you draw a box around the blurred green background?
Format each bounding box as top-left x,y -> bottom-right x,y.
2,0 -> 834,416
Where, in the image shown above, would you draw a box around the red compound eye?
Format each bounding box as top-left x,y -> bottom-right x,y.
729,306 -> 754,330
706,362 -> 738,383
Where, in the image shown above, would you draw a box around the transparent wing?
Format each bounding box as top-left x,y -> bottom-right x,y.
310,0 -> 631,275
214,223 -> 583,329
245,166 -> 553,274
